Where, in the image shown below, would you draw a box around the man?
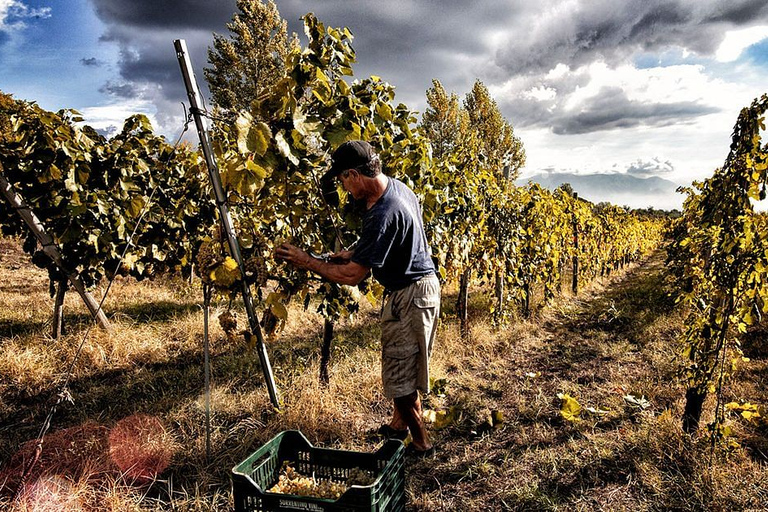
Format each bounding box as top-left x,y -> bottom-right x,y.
274,140 -> 440,456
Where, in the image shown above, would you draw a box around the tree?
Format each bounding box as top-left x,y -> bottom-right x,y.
205,0 -> 294,116
419,80 -> 468,161
557,182 -> 576,198
464,80 -> 525,180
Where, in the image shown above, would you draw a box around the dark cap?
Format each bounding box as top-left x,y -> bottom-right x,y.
323,140 -> 377,181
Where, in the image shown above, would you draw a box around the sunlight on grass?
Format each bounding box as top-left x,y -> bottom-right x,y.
1,244 -> 767,510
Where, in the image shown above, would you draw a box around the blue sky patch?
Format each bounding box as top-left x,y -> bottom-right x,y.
743,38 -> 768,67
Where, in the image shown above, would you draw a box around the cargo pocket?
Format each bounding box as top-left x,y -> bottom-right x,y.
382,331 -> 420,359
414,296 -> 439,310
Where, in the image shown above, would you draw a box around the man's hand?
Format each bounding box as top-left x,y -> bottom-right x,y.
274,242 -> 312,269
274,242 -> 369,285
329,249 -> 354,263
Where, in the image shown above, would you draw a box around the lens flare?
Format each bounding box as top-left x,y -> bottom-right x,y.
108,414 -> 175,485
16,475 -> 84,512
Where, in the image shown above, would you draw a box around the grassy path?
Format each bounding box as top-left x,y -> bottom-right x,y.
407,252 -> 767,511
1,243 -> 766,511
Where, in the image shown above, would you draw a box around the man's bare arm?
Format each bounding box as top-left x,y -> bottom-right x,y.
274,243 -> 369,286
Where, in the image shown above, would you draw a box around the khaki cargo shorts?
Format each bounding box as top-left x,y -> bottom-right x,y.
380,274 -> 440,399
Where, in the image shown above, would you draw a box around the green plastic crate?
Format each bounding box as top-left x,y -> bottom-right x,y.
232,430 -> 405,512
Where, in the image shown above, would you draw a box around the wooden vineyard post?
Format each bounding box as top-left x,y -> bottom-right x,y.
523,280 -> 531,317
202,284 -> 212,460
495,271 -> 504,318
457,268 -> 470,338
319,319 -> 333,385
53,279 -> 67,339
571,192 -> 579,295
174,39 -> 280,408
0,168 -> 111,330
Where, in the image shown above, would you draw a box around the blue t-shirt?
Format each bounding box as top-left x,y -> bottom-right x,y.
351,177 -> 436,290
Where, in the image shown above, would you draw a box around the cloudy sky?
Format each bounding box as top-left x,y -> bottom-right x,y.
2,0 -> 768,209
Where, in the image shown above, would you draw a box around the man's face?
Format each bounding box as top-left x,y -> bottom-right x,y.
338,169 -> 361,199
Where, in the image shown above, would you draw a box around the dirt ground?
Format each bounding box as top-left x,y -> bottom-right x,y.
1,241 -> 766,511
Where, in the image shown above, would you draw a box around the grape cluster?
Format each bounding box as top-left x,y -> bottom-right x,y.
345,467 -> 375,487
195,240 -> 223,283
244,255 -> 268,287
218,311 -> 239,343
267,464 -> 348,500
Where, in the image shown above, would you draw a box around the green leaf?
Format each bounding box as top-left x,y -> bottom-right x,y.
275,131 -> 299,165
325,126 -> 352,147
251,122 -> 271,156
266,292 -> 289,323
376,102 -> 393,122
293,111 -> 323,137
423,406 -> 458,429
491,410 -> 504,428
209,257 -> 241,288
245,159 -> 269,180
236,114 -> 271,156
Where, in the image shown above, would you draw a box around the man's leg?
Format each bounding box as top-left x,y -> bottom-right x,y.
390,406 -> 407,431
394,390 -> 431,451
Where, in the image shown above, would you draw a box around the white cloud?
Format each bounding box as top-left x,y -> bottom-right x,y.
561,62 -> 715,110
78,100 -> 158,137
0,0 -> 51,33
523,86 -> 558,102
715,25 -> 768,62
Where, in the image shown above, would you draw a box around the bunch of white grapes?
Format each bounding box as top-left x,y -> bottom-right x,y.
345,467 -> 375,486
268,464 -> 347,499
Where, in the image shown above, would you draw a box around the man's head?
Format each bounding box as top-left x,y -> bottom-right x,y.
325,140 -> 381,180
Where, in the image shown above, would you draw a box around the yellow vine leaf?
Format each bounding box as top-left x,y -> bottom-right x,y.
557,393 -> 582,422
423,407 -> 458,429
209,257 -> 240,288
266,292 -> 288,322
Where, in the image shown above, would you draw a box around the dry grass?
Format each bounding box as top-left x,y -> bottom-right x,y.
1,237 -> 767,511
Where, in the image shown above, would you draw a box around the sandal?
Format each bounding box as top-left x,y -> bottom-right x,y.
405,443 -> 435,459
377,424 -> 409,441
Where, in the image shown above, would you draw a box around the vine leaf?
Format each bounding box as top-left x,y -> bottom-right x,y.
623,393 -> 651,411
209,257 -> 240,288
557,393 -> 582,422
266,292 -> 288,325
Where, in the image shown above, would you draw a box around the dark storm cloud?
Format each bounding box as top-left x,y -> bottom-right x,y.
551,86 -> 719,134
85,0 -> 768,136
273,0 -> 525,109
96,27 -> 186,95
90,0 -> 234,30
99,81 -> 140,99
705,0 -> 768,24
494,1 -> 739,75
87,0 -> 524,133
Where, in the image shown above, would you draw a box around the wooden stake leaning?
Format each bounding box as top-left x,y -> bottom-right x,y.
203,284 -> 212,461
174,39 -> 280,408
0,165 -> 111,330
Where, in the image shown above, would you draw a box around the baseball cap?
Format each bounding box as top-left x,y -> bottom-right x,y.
322,140 -> 377,181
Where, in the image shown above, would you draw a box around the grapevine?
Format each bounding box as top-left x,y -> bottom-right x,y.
667,94 -> 768,435
0,97 -> 214,295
